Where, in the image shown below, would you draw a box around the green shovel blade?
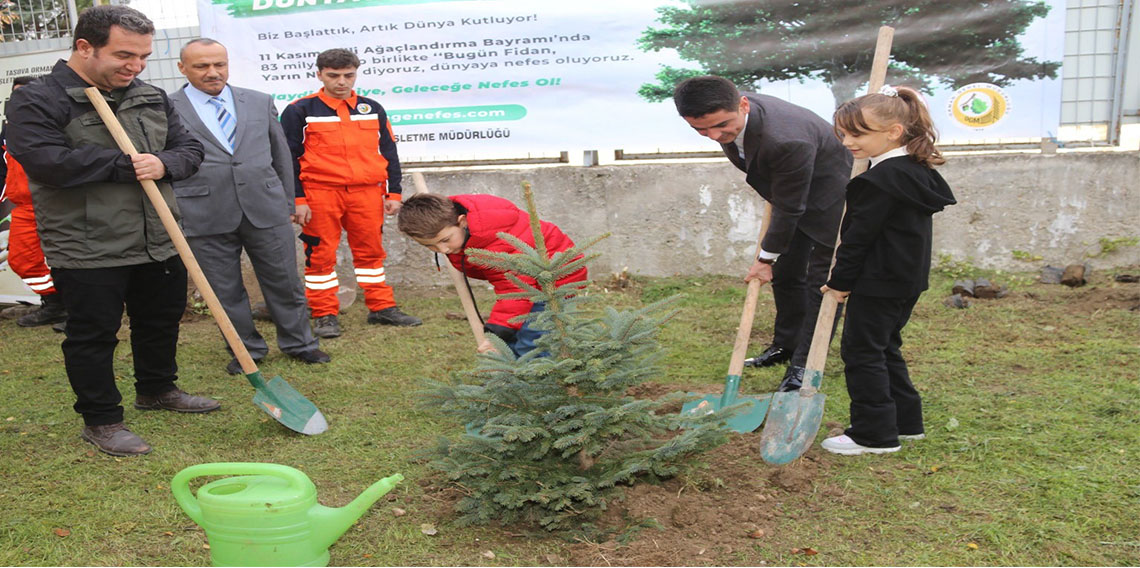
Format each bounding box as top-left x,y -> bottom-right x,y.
245,371 -> 328,435
759,369 -> 826,464
681,374 -> 772,433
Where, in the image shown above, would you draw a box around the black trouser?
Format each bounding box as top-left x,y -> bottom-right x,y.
52,258 -> 187,426
840,293 -> 923,448
771,228 -> 842,367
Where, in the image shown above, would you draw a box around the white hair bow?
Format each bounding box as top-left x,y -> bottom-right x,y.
879,85 -> 899,97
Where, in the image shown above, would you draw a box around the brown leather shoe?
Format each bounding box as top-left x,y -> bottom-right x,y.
81,423 -> 152,456
134,388 -> 221,413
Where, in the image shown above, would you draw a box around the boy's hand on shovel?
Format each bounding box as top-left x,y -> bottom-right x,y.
476,338 -> 498,354
131,153 -> 166,180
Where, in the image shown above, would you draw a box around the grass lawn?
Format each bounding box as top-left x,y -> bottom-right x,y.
0,265 -> 1137,566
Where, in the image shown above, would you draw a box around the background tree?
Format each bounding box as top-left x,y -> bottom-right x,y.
422,184 -> 734,530
638,0 -> 1061,106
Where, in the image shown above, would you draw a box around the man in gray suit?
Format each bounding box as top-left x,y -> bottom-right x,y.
674,76 -> 852,391
171,38 -> 329,374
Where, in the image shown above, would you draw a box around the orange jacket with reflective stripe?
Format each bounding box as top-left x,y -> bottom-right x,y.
280,89 -> 402,201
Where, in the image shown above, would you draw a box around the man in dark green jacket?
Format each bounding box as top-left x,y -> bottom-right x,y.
6,5 -> 217,457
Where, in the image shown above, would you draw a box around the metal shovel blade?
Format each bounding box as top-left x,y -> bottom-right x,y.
246,371 -> 328,435
681,374 -> 772,433
758,369 -> 826,464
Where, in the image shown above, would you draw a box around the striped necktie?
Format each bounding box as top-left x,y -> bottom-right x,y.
207,96 -> 236,151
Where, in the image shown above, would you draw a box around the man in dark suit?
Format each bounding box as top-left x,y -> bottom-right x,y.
674,75 -> 852,391
170,38 -> 328,374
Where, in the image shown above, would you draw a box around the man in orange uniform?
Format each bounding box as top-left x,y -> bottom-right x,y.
1,75 -> 68,328
280,48 -> 420,338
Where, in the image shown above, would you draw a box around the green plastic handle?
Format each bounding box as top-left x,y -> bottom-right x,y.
171,462 -> 313,524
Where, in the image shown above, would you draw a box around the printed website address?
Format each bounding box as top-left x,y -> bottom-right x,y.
388,104 -> 526,125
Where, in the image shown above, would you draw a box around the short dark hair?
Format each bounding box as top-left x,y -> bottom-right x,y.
72,5 -> 155,51
180,37 -> 224,61
397,193 -> 461,239
316,48 -> 360,71
673,76 -> 742,118
11,75 -> 38,90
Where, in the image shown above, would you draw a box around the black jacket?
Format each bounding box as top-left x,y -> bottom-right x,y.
827,156 -> 956,298
5,60 -> 203,268
722,93 -> 853,253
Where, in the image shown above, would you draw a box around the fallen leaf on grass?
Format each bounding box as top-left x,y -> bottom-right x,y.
790,547 -> 818,555
967,542 -> 978,550
163,531 -> 174,536
747,529 -> 766,539
481,551 -> 495,559
392,507 -> 406,517
5,416 -> 13,421
52,528 -> 70,537
203,544 -> 210,550
362,554 -> 372,559
420,523 -> 438,536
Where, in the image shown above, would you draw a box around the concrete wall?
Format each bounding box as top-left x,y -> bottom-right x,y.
310,151 -> 1140,293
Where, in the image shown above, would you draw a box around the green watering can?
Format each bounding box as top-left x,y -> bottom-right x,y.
172,463 -> 403,567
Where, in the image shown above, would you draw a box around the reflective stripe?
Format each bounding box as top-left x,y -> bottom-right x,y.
350,114 -> 378,121
305,280 -> 339,290
23,274 -> 52,284
305,116 -> 341,123
356,275 -> 387,284
26,281 -> 55,291
305,272 -> 338,283
354,267 -> 385,276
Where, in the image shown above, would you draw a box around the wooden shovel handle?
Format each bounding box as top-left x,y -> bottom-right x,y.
410,172 -> 487,347
803,25 -> 895,375
727,201 -> 773,376
84,87 -> 260,375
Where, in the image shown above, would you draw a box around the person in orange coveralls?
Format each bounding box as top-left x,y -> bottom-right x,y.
280,48 -> 420,339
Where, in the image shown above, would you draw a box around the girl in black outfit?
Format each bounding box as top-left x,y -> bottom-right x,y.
820,85 -> 957,456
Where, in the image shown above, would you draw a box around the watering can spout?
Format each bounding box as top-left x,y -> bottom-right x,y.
310,473 -> 403,550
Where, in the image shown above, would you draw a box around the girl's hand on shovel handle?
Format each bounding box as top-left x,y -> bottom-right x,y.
820,285 -> 850,302
476,338 -> 498,354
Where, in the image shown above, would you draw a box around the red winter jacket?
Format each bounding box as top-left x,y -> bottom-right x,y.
447,194 -> 587,329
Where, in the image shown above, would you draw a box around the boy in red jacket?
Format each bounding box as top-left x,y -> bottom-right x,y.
397,193 -> 587,356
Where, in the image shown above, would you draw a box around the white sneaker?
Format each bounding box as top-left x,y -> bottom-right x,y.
898,433 -> 926,441
821,434 -> 900,455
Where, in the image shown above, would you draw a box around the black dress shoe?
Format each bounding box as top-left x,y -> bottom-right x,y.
744,344 -> 792,367
777,365 -> 805,392
290,348 -> 331,364
225,357 -> 263,375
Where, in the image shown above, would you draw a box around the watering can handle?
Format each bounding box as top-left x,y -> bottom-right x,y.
171,463 -> 313,524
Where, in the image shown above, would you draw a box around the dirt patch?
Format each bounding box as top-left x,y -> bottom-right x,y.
565,434 -> 829,566
1049,284 -> 1140,314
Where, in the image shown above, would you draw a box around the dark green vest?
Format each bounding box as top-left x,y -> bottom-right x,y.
31,83 -> 182,268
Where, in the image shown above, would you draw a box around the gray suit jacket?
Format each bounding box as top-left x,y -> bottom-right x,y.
723,92 -> 853,253
170,85 -> 294,237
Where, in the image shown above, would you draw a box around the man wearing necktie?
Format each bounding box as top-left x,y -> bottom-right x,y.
170,38 -> 329,375
674,76 -> 852,391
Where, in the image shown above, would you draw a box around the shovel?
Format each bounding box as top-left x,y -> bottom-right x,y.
85,87 -> 328,436
409,174 -> 488,350
759,26 -> 895,464
681,201 -> 774,432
